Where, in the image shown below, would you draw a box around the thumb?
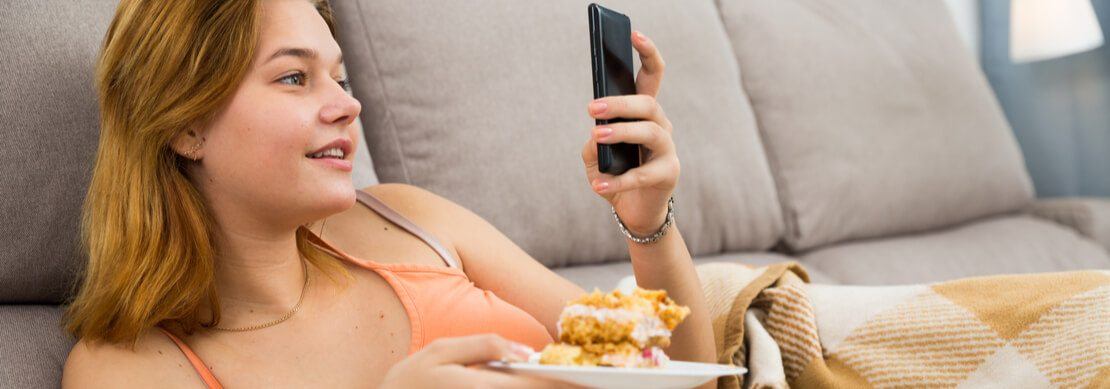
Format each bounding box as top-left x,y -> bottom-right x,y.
421,334 -> 534,367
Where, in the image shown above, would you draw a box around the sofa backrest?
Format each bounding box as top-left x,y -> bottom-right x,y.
716,0 -> 1035,251
0,0 -> 377,304
333,0 -> 786,268
0,1 -> 117,304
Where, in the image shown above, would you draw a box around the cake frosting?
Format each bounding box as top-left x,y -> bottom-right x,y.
539,287 -> 690,368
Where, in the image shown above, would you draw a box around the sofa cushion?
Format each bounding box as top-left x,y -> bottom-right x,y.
802,215 -> 1110,285
0,1 -> 117,303
716,0 -> 1035,251
0,1 -> 378,303
333,0 -> 784,268
554,251 -> 836,291
0,305 -> 74,388
1027,197 -> 1110,251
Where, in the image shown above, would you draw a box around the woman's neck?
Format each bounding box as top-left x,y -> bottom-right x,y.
204,223 -> 312,328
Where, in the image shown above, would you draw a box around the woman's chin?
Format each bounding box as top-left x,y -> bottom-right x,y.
313,182 -> 358,212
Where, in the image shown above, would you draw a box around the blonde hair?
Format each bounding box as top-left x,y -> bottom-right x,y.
63,0 -> 350,349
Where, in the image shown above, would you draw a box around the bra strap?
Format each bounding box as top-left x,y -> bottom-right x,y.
157,327 -> 223,389
355,189 -> 461,270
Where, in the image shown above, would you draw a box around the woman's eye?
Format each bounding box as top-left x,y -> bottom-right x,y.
278,72 -> 306,86
277,71 -> 350,91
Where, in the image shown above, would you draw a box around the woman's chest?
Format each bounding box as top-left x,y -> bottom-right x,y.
189,270 -> 414,387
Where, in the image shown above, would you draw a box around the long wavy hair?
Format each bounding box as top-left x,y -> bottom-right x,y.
62,0 -> 352,349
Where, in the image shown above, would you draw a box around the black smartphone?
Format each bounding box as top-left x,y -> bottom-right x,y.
588,3 -> 641,176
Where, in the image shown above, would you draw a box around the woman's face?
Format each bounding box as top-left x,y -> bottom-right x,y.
183,0 -> 361,231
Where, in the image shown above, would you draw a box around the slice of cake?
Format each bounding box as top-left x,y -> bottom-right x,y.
538,287 -> 690,368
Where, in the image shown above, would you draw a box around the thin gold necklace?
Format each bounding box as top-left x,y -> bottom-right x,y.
209,252 -> 310,332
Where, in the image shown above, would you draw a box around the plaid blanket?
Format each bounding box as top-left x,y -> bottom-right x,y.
693,262 -> 1110,388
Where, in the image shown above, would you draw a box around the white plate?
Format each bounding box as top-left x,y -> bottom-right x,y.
487,353 -> 746,389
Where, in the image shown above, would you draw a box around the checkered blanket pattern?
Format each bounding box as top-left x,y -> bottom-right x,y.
696,262 -> 1110,389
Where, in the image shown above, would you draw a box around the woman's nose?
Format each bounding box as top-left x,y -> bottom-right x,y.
319,87 -> 362,127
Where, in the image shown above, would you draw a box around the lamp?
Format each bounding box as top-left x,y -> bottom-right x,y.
1011,0 -> 1105,63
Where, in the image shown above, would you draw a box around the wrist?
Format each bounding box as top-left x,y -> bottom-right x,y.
613,196 -> 676,244
625,207 -> 669,236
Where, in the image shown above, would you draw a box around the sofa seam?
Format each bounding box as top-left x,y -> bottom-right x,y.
710,4 -> 801,254
1029,203 -> 1096,235
354,1 -> 413,185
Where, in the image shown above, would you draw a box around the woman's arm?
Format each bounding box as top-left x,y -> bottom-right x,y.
578,30 -> 715,366
624,223 -> 715,365
370,30 -> 715,375
379,184 -> 713,367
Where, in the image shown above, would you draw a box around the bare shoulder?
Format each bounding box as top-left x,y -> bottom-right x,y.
318,183 -> 472,268
361,183 -> 454,217
361,183 -> 488,240
336,183 -> 461,234
326,183 -> 442,232
63,329 -> 200,388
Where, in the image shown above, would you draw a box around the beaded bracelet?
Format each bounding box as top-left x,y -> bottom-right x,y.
612,195 -> 675,244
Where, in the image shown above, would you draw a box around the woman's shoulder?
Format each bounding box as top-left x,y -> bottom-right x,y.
62,328 -> 200,388
359,183 -> 450,218
341,183 -> 462,242
326,183 -> 467,267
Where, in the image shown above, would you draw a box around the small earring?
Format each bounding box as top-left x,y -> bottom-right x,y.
184,137 -> 205,161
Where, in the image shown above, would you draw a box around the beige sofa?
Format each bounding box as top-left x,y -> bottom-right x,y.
2,1 -> 1108,387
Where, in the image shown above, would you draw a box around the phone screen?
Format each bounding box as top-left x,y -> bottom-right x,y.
588,4 -> 641,175
595,10 -> 636,99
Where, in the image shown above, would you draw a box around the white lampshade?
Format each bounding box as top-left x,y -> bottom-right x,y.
1011,0 -> 1105,63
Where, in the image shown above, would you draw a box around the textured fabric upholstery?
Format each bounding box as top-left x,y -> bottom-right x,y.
1028,197 -> 1110,251
716,0 -> 1035,251
554,251 -> 836,292
803,215 -> 1109,285
0,305 -> 74,389
332,0 -> 785,268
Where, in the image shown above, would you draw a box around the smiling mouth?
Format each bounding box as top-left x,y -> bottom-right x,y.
305,148 -> 347,160
306,137 -> 353,160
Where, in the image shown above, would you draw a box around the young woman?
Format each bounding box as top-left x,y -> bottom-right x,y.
61,0 -> 714,387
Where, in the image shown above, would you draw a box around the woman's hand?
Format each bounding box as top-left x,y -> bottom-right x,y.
379,334 -> 576,388
581,30 -> 678,236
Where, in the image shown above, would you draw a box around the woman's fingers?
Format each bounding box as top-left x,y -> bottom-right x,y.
580,120 -> 675,175
581,138 -> 598,167
588,94 -> 670,129
593,121 -> 673,156
420,334 -> 533,366
591,158 -> 679,195
632,30 -> 665,97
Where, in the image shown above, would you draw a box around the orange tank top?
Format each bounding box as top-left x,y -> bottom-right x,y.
157,189 -> 553,388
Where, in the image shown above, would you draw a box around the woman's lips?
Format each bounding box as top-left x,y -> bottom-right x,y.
308,156 -> 352,172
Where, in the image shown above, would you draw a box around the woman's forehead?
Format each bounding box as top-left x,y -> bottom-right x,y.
256,0 -> 340,63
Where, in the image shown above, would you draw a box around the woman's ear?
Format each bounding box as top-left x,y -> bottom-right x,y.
169,128 -> 207,161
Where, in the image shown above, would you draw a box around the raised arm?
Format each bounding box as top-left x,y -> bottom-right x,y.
367,30 -> 715,374
577,30 -> 715,366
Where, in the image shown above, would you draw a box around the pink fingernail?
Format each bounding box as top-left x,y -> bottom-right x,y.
597,127 -> 613,138
510,343 -> 535,361
595,181 -> 610,192
590,101 -> 608,113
